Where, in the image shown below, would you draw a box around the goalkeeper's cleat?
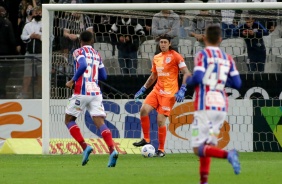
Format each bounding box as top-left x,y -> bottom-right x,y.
82,145 -> 93,166
155,150 -> 166,157
227,149 -> 241,175
108,150 -> 119,167
133,139 -> 150,147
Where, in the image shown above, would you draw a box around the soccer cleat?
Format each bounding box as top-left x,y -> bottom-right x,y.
227,149 -> 241,175
82,146 -> 93,166
155,150 -> 166,157
108,150 -> 119,167
132,139 -> 150,147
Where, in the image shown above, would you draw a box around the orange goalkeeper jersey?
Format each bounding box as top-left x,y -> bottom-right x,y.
151,50 -> 187,97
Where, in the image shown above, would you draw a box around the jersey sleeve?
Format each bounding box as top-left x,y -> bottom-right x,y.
174,52 -> 186,69
151,56 -> 157,73
97,52 -> 103,65
99,54 -> 105,69
193,51 -> 206,73
73,48 -> 85,62
227,54 -> 239,77
226,54 -> 242,89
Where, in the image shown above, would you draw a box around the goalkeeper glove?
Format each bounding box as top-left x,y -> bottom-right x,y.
174,84 -> 187,103
134,86 -> 146,102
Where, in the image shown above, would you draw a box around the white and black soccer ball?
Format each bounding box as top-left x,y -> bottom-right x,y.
141,144 -> 155,158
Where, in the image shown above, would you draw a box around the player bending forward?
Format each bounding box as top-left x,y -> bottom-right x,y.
65,31 -> 118,167
186,25 -> 242,184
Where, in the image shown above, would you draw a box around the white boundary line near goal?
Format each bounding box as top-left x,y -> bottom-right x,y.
42,2 -> 282,154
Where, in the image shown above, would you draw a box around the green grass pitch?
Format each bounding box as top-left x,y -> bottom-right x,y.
0,152 -> 281,184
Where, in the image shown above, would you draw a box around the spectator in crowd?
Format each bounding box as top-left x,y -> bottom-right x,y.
20,6 -> 42,98
61,12 -> 93,56
18,1 -> 34,25
144,18 -> 152,38
18,0 -> 29,20
216,0 -> 243,39
3,0 -> 22,55
178,11 -> 190,39
233,16 -> 269,72
0,6 -> 17,56
18,3 -> 33,55
0,0 -> 7,10
188,10 -> 220,49
0,6 -> 17,98
57,0 -> 92,53
138,16 -> 153,42
109,15 -> 145,74
93,15 -> 112,43
151,0 -> 180,55
32,0 -> 41,7
263,20 -> 282,51
247,0 -> 277,30
53,0 -> 92,82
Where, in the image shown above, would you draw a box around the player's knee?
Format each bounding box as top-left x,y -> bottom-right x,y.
65,114 -> 76,124
157,120 -> 165,127
140,107 -> 150,116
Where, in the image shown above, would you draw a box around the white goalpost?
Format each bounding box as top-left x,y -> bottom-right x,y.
42,3 -> 282,154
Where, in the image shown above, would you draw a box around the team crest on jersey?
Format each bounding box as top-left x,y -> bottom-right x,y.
165,57 -> 171,63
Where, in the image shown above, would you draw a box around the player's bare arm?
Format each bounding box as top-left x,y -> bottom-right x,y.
63,28 -> 78,41
143,72 -> 158,89
134,72 -> 157,101
66,79 -> 74,89
180,67 -> 191,86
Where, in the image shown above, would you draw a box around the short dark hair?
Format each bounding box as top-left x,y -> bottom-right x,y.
205,25 -> 221,45
79,31 -> 93,43
159,34 -> 172,42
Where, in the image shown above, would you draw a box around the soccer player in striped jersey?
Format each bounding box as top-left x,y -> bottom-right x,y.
133,34 -> 191,157
186,25 -> 242,184
65,31 -> 118,167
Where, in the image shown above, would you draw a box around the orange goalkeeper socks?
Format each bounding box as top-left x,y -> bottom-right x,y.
158,126 -> 167,151
141,116 -> 150,143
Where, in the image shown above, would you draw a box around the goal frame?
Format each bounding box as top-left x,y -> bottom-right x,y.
42,2 -> 282,154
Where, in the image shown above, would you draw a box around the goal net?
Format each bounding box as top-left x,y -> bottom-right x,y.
42,2 -> 282,154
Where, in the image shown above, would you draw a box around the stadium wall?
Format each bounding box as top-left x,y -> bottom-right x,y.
0,98 -> 281,154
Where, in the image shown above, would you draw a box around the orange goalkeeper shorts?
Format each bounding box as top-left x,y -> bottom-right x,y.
144,90 -> 176,117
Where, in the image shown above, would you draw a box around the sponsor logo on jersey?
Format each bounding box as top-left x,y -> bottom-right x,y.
75,100 -> 80,106
158,72 -> 170,76
161,106 -> 171,111
156,66 -> 164,70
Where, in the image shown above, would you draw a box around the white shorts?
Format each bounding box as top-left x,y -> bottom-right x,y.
191,110 -> 227,148
65,94 -> 106,117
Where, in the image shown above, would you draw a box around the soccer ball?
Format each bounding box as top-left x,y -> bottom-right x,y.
141,144 -> 155,158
